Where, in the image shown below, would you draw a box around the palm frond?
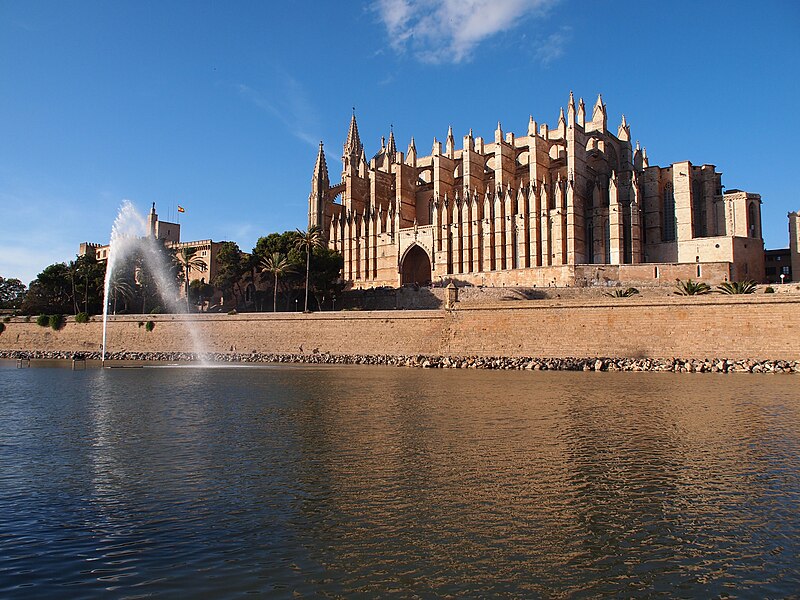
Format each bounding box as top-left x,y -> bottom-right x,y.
674,279 -> 712,296
716,280 -> 757,295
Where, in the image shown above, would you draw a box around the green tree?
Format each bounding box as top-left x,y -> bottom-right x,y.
188,279 -> 214,310
212,241 -> 246,309
0,277 -> 27,309
260,252 -> 295,312
21,263 -> 73,314
308,246 -> 344,310
132,242 -> 182,314
253,231 -> 298,262
294,226 -> 324,312
69,253 -> 106,315
176,247 -> 208,312
109,277 -> 135,314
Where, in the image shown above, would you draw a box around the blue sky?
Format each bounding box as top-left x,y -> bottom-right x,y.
2,0 -> 798,284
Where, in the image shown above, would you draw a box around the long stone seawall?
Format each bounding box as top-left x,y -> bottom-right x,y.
1,295 -> 798,361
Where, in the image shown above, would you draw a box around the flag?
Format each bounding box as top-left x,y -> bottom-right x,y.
177,205 -> 185,213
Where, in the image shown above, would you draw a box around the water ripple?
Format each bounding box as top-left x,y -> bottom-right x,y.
0,364 -> 798,597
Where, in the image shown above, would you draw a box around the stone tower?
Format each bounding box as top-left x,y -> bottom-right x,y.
790,211 -> 800,283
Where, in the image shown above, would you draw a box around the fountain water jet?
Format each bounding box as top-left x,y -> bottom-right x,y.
101,201 -> 210,365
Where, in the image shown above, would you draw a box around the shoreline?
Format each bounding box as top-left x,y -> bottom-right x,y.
2,350 -> 798,374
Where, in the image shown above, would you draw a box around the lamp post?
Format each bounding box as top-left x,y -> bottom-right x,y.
332,295 -> 336,311
780,273 -> 786,285
295,298 -> 299,312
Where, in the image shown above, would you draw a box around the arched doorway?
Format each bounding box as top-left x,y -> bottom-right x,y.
401,245 -> 432,285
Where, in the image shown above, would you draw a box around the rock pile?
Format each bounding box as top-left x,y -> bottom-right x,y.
1,350 -> 797,374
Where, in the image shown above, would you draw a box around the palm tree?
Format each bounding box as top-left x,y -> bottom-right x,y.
604,287 -> 640,298
674,279 -> 712,296
716,280 -> 757,295
176,247 -> 207,312
294,226 -> 324,312
109,278 -> 134,314
260,252 -> 294,312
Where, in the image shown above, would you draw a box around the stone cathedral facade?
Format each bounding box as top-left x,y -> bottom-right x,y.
309,93 -> 764,289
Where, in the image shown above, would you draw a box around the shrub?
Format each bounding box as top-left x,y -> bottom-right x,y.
75,312 -> 90,323
227,309 -> 238,315
138,321 -> 144,328
674,279 -> 711,296
765,286 -> 775,294
36,314 -> 49,327
604,287 -> 640,298
2,316 -> 10,323
716,280 -> 757,295
145,320 -> 155,332
49,314 -> 64,330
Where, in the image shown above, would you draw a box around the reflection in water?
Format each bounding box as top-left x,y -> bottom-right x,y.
0,364 -> 798,597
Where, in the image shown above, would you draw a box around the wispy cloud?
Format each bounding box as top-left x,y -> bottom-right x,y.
534,25 -> 571,66
373,0 -> 560,64
235,74 -> 320,147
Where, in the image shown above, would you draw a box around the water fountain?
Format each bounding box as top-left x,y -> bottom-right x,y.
101,201 -> 209,364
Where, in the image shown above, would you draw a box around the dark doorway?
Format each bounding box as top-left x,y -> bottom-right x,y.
401,245 -> 432,285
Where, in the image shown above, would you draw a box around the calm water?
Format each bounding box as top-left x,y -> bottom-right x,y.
0,362 -> 798,598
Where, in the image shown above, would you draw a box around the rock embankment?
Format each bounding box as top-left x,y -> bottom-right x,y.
1,350 -> 797,374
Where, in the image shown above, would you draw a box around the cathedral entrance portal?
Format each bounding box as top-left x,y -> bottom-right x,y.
401,245 -> 432,285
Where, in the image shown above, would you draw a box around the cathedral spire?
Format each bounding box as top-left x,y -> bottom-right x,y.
528,115 -> 537,137
577,97 -> 586,127
446,125 -> 455,158
591,93 -> 607,131
387,127 -> 397,156
495,121 -> 503,143
558,106 -> 566,129
312,141 -> 330,188
309,141 -> 330,231
568,91 -> 576,124
343,111 -> 363,157
406,135 -> 417,167
617,114 -> 630,142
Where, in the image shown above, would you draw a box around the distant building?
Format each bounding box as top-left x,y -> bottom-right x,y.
79,203 -> 223,291
764,212 -> 800,285
791,211 -> 800,283
310,93 -> 765,288
764,248 -> 792,284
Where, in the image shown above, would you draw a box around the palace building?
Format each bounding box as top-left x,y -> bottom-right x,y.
309,93 -> 765,288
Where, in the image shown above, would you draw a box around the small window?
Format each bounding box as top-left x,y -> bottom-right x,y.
654,266 -> 659,279
696,265 -> 701,277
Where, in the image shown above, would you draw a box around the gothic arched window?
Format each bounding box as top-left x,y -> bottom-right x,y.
692,179 -> 707,237
748,202 -> 758,238
663,183 -> 676,242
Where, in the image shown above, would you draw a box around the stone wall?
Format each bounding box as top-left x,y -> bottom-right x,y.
1,295 -> 798,361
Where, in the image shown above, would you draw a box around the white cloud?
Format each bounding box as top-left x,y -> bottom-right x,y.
374,0 -> 560,64
235,74 -> 320,147
534,25 -> 571,66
